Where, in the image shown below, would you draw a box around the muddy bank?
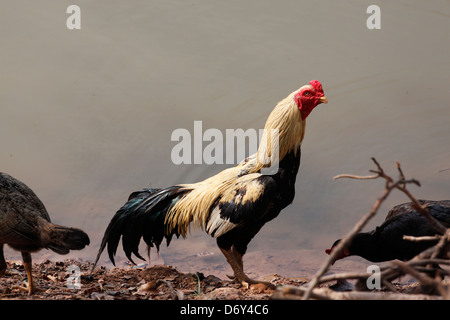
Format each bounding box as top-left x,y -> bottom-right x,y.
0,259 -> 311,300
0,258 -> 429,301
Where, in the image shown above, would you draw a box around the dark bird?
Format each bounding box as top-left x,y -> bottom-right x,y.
326,200 -> 450,263
0,173 -> 90,294
92,80 -> 328,287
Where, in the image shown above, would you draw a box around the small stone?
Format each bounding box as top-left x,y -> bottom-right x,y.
209,287 -> 243,300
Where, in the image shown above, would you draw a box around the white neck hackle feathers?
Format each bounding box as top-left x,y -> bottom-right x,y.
164,86 -> 309,237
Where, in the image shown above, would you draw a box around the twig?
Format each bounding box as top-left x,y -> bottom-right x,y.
156,279 -> 183,300
315,258 -> 450,288
333,174 -> 379,180
303,158 -> 401,299
403,235 -> 441,242
273,286 -> 442,300
396,191 -> 447,235
315,272 -> 371,284
430,229 -> 450,259
390,260 -> 449,296
408,258 -> 450,267
302,188 -> 390,299
302,158 -> 449,300
391,260 -> 435,286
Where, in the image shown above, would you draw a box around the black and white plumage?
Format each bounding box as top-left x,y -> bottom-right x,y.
92,81 -> 328,286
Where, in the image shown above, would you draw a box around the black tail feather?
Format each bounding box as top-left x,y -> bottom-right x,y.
91,186 -> 189,272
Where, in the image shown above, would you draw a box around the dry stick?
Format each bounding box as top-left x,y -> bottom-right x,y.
416,229 -> 450,285
430,229 -> 450,259
394,164 -> 447,235
376,258 -> 450,287
156,279 -> 180,300
317,242 -> 449,298
403,191 -> 450,271
275,285 -> 442,300
410,258 -> 450,266
382,278 -> 399,292
302,158 -> 443,300
302,158 -> 397,299
403,235 -> 441,242
390,260 -> 446,296
302,187 -> 392,299
414,232 -> 450,261
316,272 -> 370,284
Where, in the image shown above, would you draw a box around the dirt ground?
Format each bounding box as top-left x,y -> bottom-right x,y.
0,258 -> 442,300
0,259 -> 311,300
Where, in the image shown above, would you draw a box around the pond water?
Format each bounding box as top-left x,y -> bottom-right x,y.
1,1 -> 449,279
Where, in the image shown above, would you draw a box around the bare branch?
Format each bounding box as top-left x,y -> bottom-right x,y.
273,286 -> 442,300
430,229 -> 450,259
302,161 -> 396,299
403,235 -> 441,242
333,174 -> 379,181
409,258 -> 450,266
316,272 -> 370,284
400,191 -> 447,235
391,260 -> 435,286
299,158 -> 450,300
156,280 -> 183,300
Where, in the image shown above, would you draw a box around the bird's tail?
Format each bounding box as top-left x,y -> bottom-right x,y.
42,222 -> 90,255
91,186 -> 190,272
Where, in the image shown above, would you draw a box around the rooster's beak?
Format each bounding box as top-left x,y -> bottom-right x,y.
319,96 -> 328,104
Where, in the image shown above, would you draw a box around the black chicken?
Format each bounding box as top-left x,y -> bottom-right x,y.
326,200 -> 450,263
0,172 -> 90,294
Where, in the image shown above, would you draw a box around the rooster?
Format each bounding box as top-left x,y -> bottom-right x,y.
0,172 -> 90,294
92,80 -> 328,287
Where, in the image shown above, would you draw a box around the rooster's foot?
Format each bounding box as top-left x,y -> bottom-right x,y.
228,273 -> 275,289
13,281 -> 43,295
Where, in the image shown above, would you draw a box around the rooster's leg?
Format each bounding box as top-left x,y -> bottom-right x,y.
232,245 -> 244,270
13,252 -> 41,295
225,246 -> 244,279
219,247 -> 247,283
231,249 -> 276,289
0,245 -> 6,277
219,246 -> 275,289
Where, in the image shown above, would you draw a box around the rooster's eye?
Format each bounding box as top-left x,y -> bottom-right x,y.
303,91 -> 310,96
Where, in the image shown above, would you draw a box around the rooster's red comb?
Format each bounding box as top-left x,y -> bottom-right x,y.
309,80 -> 323,93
